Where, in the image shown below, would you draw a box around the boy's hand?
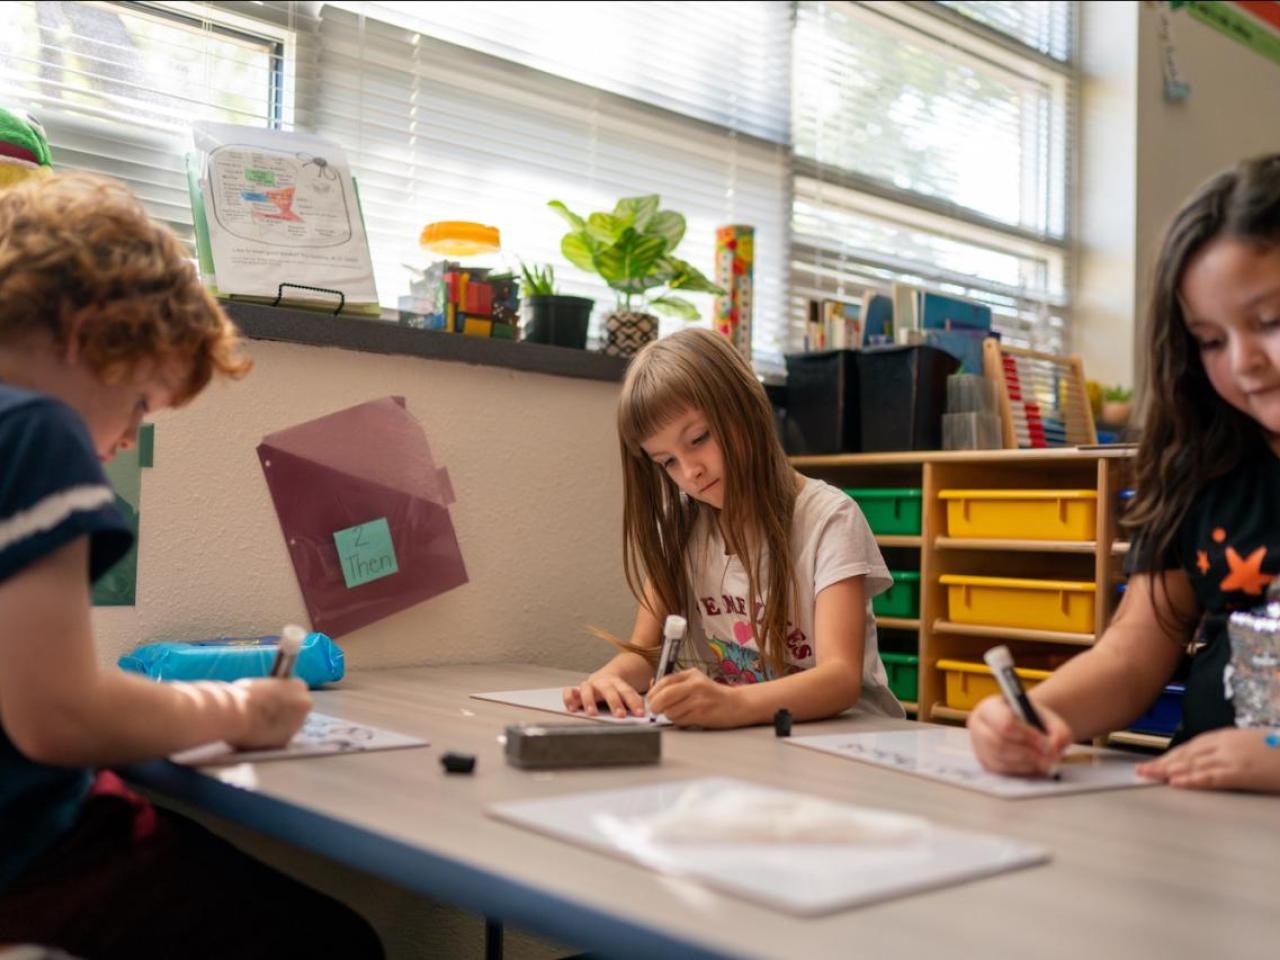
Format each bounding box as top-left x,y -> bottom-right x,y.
647,669 -> 744,728
967,693 -> 1073,777
563,673 -> 646,719
229,678 -> 312,749
1137,728 -> 1280,793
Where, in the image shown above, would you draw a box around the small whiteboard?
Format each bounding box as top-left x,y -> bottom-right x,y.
471,687 -> 673,727
489,777 -> 1046,916
787,727 -> 1157,799
171,712 -> 428,766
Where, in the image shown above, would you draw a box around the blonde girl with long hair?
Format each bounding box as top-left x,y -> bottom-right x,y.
563,327 -> 904,728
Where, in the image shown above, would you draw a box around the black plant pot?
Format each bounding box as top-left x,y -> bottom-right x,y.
521,295 -> 594,349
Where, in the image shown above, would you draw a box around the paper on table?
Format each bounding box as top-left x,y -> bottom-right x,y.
471,687 -> 674,727
191,122 -> 378,308
787,726 -> 1158,799
489,777 -> 1047,916
170,712 -> 427,766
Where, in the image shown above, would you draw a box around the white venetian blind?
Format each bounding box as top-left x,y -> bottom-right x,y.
303,4 -> 791,363
789,0 -> 1075,352
0,1 -> 287,246
939,0 -> 1074,61
327,0 -> 791,143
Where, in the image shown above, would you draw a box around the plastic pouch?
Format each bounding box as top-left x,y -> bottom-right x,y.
118,632 -> 345,689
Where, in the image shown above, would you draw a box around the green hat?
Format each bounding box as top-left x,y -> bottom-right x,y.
0,106 -> 52,188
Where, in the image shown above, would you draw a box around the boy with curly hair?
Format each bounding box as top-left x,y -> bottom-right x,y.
0,173 -> 382,957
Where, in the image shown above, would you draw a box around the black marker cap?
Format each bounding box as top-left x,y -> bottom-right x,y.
441,751 -> 476,774
773,708 -> 792,738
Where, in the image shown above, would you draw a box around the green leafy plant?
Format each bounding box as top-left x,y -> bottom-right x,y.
519,261 -> 559,297
548,194 -> 725,319
1103,384 -> 1133,402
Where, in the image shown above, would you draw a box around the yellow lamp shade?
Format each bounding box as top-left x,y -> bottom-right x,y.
419,221 -> 501,256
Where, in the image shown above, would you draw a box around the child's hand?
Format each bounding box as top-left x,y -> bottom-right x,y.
967,693 -> 1073,777
1136,728 -> 1280,792
647,669 -> 743,728
563,673 -> 646,719
229,677 -> 312,749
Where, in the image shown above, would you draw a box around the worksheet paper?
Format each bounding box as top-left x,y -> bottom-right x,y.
170,712 -> 427,766
471,687 -> 674,726
489,777 -> 1047,916
787,726 -> 1158,799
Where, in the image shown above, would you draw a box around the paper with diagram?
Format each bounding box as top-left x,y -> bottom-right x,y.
191,122 -> 378,309
471,687 -> 674,727
787,726 -> 1157,799
170,711 -> 426,766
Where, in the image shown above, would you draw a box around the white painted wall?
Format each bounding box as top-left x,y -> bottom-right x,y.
1075,0 -> 1280,392
92,337 -> 632,673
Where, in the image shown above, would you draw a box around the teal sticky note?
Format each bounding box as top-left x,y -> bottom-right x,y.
333,517 -> 399,588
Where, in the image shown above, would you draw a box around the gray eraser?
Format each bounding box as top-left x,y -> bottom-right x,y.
504,723 -> 661,769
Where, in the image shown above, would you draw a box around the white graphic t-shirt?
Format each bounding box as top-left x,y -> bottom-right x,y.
684,477 -> 904,718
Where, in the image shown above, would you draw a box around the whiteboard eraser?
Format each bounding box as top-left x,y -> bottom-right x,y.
504,723 -> 661,769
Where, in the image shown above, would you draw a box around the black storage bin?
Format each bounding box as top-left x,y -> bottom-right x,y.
781,349 -> 860,455
857,344 -> 960,452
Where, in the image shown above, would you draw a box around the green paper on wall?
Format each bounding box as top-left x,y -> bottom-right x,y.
334,517 -> 399,588
93,423 -> 154,606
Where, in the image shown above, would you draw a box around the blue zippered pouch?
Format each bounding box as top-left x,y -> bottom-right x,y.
118,632 -> 344,689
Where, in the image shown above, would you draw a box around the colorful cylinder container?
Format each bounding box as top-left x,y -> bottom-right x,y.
714,224 -> 754,359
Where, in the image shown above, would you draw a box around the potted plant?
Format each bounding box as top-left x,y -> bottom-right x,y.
548,194 -> 726,357
517,263 -> 594,349
1100,384 -> 1133,427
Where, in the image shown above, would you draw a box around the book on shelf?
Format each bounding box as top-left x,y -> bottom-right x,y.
188,122 -> 380,316
804,298 -> 862,351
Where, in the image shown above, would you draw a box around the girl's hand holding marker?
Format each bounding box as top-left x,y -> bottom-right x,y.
968,645 -> 1073,779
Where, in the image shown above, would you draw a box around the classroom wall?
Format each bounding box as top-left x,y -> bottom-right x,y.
91,337 -> 633,674
1075,0 -> 1280,391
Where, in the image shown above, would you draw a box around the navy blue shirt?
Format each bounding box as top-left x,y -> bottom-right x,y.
0,383 -> 133,890
1127,446 -> 1280,745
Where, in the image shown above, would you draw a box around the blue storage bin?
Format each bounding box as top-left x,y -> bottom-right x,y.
119,632 -> 345,689
1128,683 -> 1184,736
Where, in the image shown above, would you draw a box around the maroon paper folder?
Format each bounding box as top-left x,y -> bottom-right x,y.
257,397 -> 467,637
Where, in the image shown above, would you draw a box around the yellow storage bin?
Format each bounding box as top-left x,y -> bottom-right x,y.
939,489 -> 1098,541
937,658 -> 1052,710
940,574 -> 1096,634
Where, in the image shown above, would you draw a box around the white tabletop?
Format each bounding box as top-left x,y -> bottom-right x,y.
126,663 -> 1278,960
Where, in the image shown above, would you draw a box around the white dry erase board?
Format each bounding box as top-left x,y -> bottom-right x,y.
489,777 -> 1047,916
787,727 -> 1157,799
471,687 -> 674,727
171,712 -> 428,766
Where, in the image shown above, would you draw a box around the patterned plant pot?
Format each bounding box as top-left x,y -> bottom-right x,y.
602,310 -> 659,357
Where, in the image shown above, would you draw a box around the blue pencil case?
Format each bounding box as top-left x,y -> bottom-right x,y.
118,632 -> 345,689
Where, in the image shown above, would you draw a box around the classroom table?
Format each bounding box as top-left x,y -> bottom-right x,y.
124,664 -> 1278,960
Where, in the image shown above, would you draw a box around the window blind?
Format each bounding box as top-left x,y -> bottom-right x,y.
789,0 -> 1074,354
0,1 -> 286,246
326,1 -> 792,144
305,4 -> 790,363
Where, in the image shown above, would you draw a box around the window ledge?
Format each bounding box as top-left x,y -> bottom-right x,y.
223,301 -> 629,384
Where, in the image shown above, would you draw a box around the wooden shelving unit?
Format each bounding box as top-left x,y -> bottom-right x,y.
935,537 -> 1098,554
877,616 -> 921,631
1107,731 -> 1170,751
877,535 -> 923,548
931,620 -> 1095,646
794,446 -> 1142,739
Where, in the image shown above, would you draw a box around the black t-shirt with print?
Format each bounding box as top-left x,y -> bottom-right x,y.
1127,446 -> 1280,745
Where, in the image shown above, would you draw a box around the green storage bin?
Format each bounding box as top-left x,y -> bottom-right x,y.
873,571 -> 921,619
844,488 -> 923,536
880,651 -> 919,702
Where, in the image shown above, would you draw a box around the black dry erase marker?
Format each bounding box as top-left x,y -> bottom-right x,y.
269,624 -> 306,679
984,645 -> 1047,733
